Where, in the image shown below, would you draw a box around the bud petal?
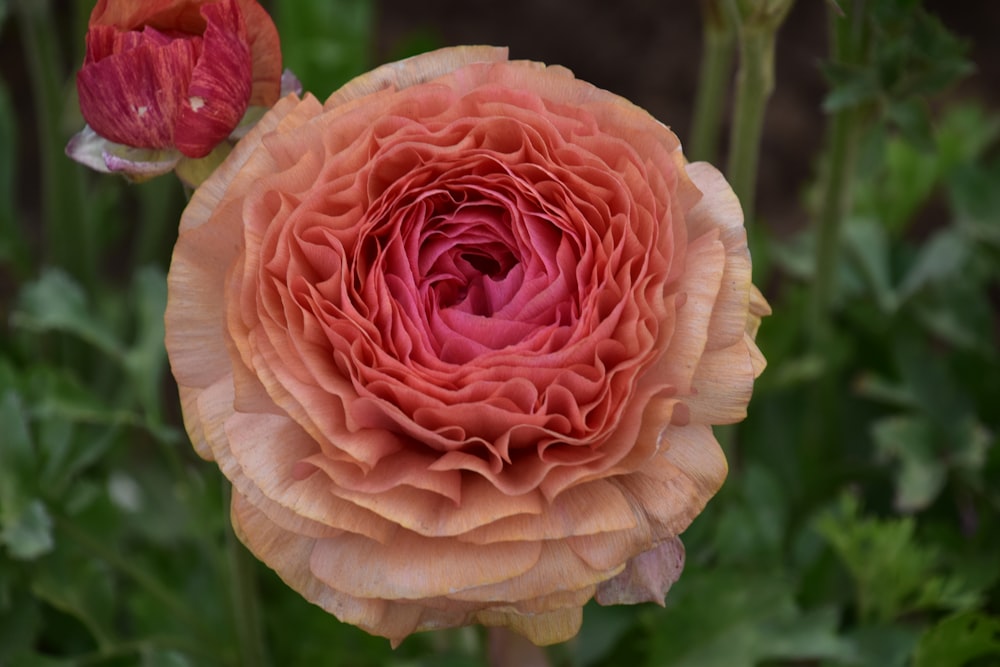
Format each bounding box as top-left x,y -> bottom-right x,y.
77,25 -> 198,151
173,0 -> 252,157
66,125 -> 182,182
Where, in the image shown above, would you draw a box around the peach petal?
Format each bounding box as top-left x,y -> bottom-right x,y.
327,476 -> 545,538
661,423 -> 729,506
685,163 -> 755,353
165,206 -> 244,388
685,338 -> 758,425
224,411 -> 399,543
654,230 -> 726,393
474,606 -> 583,647
747,284 -> 772,338
177,384 -> 212,460
457,479 -> 636,544
309,530 -> 542,600
446,540 -> 617,603
230,492 -> 428,642
614,425 -> 726,538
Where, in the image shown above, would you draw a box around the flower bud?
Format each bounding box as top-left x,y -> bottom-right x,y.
68,0 -> 282,182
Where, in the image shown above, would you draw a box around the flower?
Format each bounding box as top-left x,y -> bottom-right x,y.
67,0 -> 282,182
165,45 -> 769,645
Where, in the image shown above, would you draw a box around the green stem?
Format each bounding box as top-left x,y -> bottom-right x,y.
726,20 -> 778,223
690,0 -> 736,163
224,485 -> 270,667
809,0 -> 868,347
801,1 -> 868,505
16,0 -> 95,285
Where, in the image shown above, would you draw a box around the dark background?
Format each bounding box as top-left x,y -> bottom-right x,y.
374,1 -> 1000,236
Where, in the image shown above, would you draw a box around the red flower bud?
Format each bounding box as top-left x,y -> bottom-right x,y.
76,0 -> 281,159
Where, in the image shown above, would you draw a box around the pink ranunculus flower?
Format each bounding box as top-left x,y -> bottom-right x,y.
165,46 -> 769,645
67,0 -> 284,183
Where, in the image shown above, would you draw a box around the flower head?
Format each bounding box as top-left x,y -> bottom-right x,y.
165,46 -> 769,645
68,0 -> 282,182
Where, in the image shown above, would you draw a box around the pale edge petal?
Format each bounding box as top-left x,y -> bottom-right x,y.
324,46 -> 509,109
66,125 -> 180,180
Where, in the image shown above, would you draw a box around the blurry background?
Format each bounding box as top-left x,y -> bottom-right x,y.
1,1 -> 999,666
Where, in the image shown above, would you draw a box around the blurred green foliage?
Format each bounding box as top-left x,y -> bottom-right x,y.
1,0 -> 999,665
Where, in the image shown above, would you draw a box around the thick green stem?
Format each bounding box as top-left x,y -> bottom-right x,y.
809,0 -> 868,347
224,485 -> 270,667
16,0 -> 95,285
810,109 -> 862,346
690,0 -> 736,163
800,1 -> 869,504
726,23 -> 777,223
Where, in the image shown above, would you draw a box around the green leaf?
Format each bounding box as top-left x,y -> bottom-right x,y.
816,494 -> 980,623
837,623 -> 921,667
0,499 -> 53,561
11,269 -> 123,361
0,577 -> 43,663
950,157 -> 1000,249
914,611 -> 1000,667
642,571 -> 856,667
123,266 -> 168,421
843,217 -> 897,313
874,136 -> 940,235
574,603 -> 636,667
894,335 -> 972,438
31,546 -> 117,650
276,0 -> 372,98
872,415 -> 945,512
0,390 -> 35,492
6,654 -> 77,667
886,98 -> 935,151
142,649 -> 196,667
822,62 -> 879,112
898,228 -> 970,301
713,464 -> 788,565
936,104 -> 1000,173
0,391 -> 53,560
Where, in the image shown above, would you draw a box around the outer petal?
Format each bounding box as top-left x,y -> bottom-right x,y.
237,0 -> 282,105
323,45 -> 510,109
88,0 -> 207,29
594,536 -> 685,605
65,124 -> 182,179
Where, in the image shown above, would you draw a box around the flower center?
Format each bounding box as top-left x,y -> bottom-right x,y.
427,242 -> 520,315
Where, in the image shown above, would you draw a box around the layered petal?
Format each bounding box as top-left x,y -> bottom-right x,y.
165,45 -> 768,645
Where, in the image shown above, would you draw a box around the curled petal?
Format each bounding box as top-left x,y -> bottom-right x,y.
594,536 -> 685,606
65,125 -> 182,180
